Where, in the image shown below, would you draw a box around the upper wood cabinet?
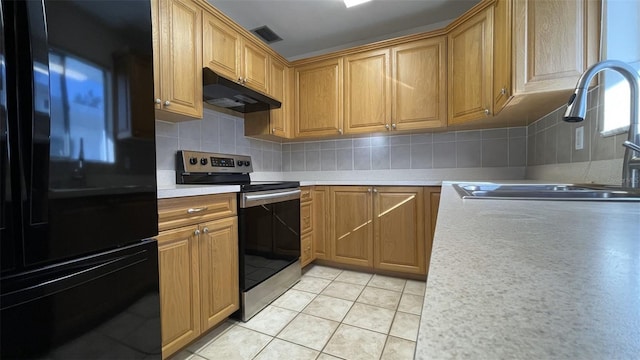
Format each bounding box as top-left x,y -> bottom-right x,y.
268,58 -> 289,137
295,58 -> 344,138
492,0 -> 512,114
344,49 -> 391,134
391,37 -> 447,131
447,6 -> 494,125
202,11 -> 269,94
202,13 -> 241,81
512,0 -> 600,94
152,0 -> 203,121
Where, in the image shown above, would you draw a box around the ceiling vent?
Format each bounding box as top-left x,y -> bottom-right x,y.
251,26 -> 283,44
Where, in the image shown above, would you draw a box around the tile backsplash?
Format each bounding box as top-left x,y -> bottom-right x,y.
526,86 -> 627,167
155,108 -> 528,174
281,128 -> 526,172
155,109 -> 283,172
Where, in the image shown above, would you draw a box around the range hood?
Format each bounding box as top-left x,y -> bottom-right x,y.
202,68 -> 281,113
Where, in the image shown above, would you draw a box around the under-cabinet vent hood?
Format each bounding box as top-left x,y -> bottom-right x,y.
202,68 -> 281,113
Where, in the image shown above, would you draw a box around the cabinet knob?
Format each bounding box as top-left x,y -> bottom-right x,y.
385,124 -> 390,130
154,98 -> 161,104
500,87 -> 507,95
373,188 -> 378,193
203,227 -> 209,234
338,128 -> 343,135
272,128 -> 276,133
368,188 -> 372,193
391,123 -> 396,130
194,229 -> 201,236
238,77 -> 243,83
164,100 -> 171,107
484,108 -> 490,116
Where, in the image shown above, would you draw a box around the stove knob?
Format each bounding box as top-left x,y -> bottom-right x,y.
245,161 -> 251,167
237,160 -> 244,166
200,158 -> 208,166
189,157 -> 197,165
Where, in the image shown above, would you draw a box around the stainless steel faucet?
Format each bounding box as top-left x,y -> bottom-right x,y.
563,60 -> 640,188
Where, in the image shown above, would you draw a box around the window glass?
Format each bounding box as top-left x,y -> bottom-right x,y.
601,0 -> 640,136
49,51 -> 114,162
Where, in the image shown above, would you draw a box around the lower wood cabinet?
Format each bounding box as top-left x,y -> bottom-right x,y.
157,194 -> 238,359
312,186 -> 329,260
330,186 -> 374,267
374,187 -> 425,274
301,185 -> 441,277
299,187 -> 315,267
157,226 -> 200,358
328,186 -> 430,275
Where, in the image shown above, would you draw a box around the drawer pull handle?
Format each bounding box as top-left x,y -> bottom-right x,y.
187,207 -> 208,214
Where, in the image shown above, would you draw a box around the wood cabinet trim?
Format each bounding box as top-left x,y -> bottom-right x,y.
158,194 -> 236,233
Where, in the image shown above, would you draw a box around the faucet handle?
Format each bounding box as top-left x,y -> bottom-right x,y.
623,140 -> 640,153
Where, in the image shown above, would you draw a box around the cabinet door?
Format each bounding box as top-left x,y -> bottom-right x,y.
242,41 -> 269,94
344,49 -> 391,134
269,58 -> 288,137
295,58 -> 343,137
157,226 -> 200,358
330,186 -> 373,267
301,232 -> 314,267
492,0 -> 512,114
199,217 -> 239,331
202,12 -> 241,81
391,37 -> 447,131
513,0 -> 600,94
301,201 -> 313,234
156,0 -> 202,119
424,187 -> 441,278
313,187 -> 329,260
448,7 -> 493,125
373,187 -> 425,275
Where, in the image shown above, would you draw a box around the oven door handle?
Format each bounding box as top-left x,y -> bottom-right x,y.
241,189 -> 301,208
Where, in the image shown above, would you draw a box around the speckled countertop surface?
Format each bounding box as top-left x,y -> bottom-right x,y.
416,182 -> 640,359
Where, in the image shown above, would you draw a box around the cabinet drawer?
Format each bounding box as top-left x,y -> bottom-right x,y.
158,193 -> 236,232
300,202 -> 313,234
300,187 -> 313,202
301,232 -> 313,267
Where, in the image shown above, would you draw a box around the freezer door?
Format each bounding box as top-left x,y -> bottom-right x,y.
0,240 -> 161,359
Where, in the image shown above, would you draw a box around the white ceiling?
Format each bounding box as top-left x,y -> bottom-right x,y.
208,0 -> 481,61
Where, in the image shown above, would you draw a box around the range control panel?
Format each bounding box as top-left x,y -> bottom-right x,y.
177,150 -> 253,173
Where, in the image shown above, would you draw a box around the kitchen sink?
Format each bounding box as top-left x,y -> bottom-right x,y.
452,183 -> 640,201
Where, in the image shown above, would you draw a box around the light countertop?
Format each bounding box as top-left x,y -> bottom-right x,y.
157,184 -> 240,199
416,182 -> 640,359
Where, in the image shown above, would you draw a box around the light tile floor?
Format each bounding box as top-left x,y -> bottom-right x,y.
172,265 -> 426,360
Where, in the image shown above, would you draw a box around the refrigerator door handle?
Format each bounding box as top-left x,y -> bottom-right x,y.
0,248 -> 149,310
17,1 -> 50,228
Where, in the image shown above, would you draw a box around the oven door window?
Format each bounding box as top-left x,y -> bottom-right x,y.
240,199 -> 300,291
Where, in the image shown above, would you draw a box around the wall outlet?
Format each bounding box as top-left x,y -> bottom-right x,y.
575,126 -> 584,150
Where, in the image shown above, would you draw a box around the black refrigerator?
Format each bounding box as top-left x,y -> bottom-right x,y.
0,1 -> 161,358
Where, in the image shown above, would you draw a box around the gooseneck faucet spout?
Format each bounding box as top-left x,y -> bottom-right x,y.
563,60 -> 640,188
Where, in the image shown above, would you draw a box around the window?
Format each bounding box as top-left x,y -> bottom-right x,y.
49,51 -> 114,163
600,0 -> 640,136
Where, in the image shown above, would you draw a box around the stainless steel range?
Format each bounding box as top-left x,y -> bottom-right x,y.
176,150 -> 301,321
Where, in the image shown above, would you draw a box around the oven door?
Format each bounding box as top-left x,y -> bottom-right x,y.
238,189 -> 301,292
